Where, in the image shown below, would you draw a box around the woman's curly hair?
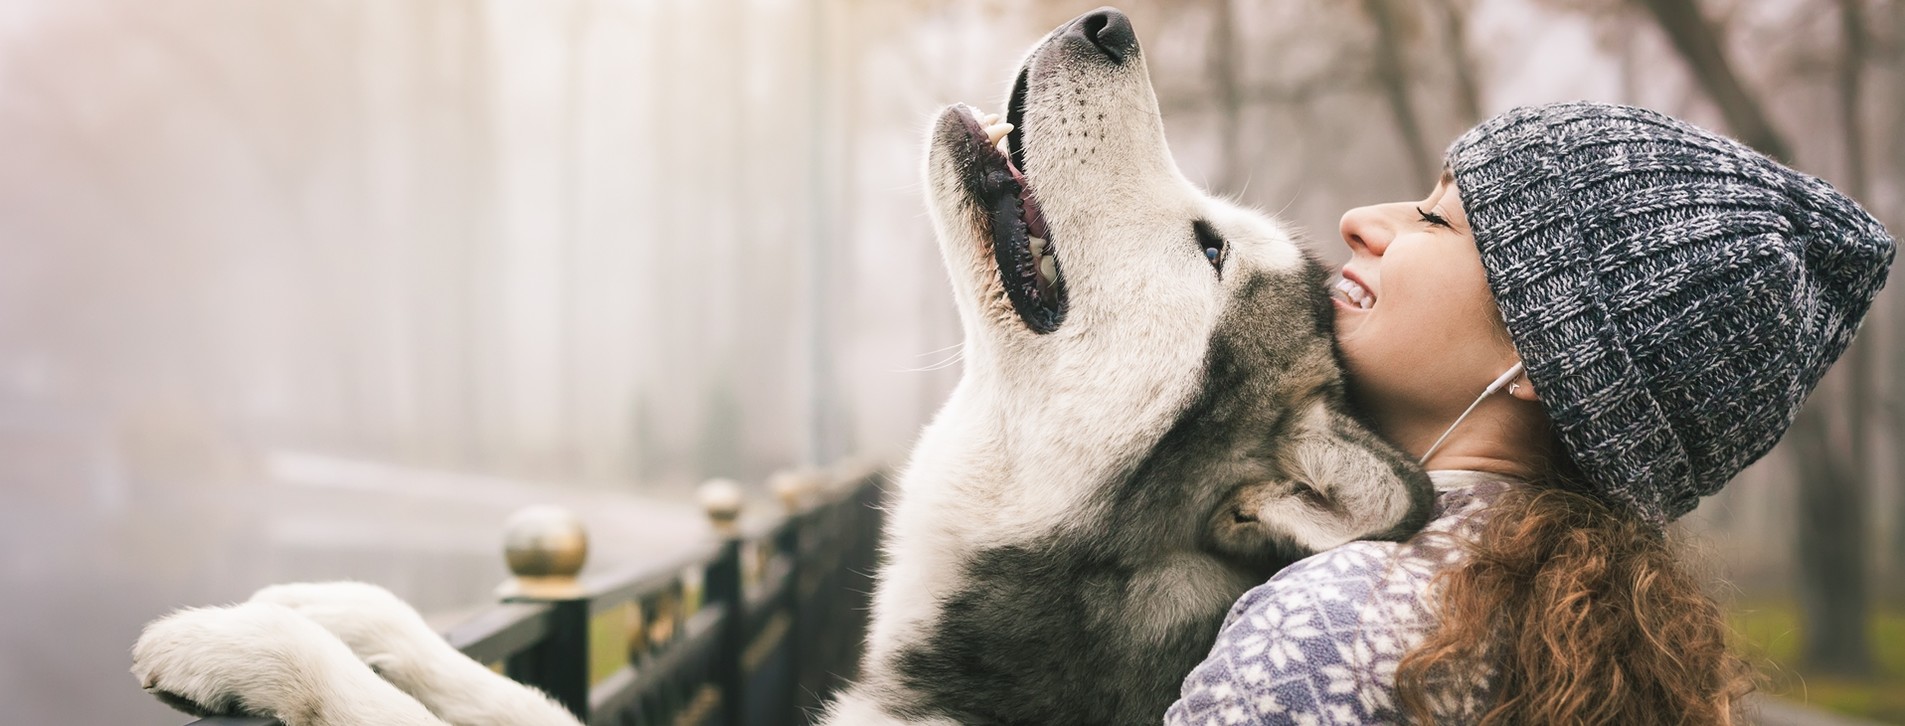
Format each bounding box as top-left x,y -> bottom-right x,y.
1395,467 -> 1758,724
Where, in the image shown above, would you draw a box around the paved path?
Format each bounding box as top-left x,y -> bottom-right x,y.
1,449 -> 710,725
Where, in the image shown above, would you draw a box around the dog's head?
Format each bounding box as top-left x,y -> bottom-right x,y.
923,8 -> 1430,558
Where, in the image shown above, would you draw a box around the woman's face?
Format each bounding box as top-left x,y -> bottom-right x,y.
1333,173 -> 1524,437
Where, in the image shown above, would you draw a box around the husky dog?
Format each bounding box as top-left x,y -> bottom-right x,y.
128,7 -> 1430,726
818,8 -> 1431,726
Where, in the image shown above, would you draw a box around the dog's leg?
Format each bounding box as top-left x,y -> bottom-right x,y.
132,602 -> 448,726
249,582 -> 583,726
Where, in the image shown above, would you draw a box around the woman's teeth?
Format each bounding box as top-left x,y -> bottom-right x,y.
1334,277 -> 1375,310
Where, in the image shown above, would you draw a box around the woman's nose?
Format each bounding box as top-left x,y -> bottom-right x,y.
1339,204 -> 1392,256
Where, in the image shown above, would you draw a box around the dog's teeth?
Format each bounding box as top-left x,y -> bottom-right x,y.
1038,255 -> 1057,284
1029,236 -> 1047,256
986,122 -> 1014,146
982,112 -> 1002,125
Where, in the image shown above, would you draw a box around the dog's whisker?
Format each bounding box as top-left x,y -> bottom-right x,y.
913,341 -> 966,357
1273,192 -> 1299,219
892,350 -> 963,373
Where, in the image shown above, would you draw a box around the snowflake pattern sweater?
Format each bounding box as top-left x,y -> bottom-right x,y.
1165,470 -> 1517,726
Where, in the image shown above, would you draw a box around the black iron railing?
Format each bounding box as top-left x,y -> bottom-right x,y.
176,464 -> 883,726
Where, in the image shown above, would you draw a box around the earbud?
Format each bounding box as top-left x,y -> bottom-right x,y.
1482,362 -> 1525,396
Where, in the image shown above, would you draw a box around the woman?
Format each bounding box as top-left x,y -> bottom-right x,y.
1166,101 -> 1895,724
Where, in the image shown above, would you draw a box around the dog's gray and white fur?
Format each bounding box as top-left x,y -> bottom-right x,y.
126,8 -> 1429,726
819,8 -> 1431,726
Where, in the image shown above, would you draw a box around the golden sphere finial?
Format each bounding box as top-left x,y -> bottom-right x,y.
502,505 -> 589,581
769,469 -> 811,512
698,478 -> 744,533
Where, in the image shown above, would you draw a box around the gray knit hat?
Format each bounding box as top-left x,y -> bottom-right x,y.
1447,101 -> 1895,526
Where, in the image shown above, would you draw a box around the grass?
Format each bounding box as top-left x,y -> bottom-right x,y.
1728,600 -> 1905,723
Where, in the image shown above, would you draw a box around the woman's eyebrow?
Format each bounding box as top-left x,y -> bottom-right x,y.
1439,166 -> 1454,188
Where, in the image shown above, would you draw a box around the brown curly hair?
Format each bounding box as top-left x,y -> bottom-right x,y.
1394,469 -> 1758,724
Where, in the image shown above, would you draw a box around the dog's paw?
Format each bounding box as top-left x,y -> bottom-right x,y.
132,601 -> 358,719
249,581 -> 450,686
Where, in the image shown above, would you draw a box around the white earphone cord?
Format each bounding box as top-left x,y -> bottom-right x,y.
1418,362 -> 1525,465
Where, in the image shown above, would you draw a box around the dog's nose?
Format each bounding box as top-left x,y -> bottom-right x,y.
1072,8 -> 1138,64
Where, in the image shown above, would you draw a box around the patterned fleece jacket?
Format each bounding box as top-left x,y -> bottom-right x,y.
1165,470 -> 1517,726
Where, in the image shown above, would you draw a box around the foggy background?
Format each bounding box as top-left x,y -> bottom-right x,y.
1,0 -> 1901,723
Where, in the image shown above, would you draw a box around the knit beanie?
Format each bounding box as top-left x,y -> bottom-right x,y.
1446,101 -> 1895,526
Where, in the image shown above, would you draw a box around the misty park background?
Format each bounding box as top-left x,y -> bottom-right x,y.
2,0 -> 1903,723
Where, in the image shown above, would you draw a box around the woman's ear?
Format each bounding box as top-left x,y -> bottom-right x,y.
1507,370 -> 1539,402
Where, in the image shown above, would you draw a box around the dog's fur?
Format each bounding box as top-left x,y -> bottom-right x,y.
127,8 -> 1430,726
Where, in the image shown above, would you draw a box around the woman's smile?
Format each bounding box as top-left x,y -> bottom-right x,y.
1330,267 -> 1377,312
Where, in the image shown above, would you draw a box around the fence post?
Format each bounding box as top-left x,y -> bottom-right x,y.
498,505 -> 592,721
699,479 -> 746,726
770,469 -> 814,722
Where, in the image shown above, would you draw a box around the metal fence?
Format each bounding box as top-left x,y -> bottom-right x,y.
178,464 -> 884,726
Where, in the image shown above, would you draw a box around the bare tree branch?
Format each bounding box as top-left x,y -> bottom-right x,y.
1636,0 -> 1792,159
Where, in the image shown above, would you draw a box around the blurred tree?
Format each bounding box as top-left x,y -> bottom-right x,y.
1838,0 -> 1870,199
698,380 -> 744,479
1892,0 -> 1905,598
1207,0 -> 1245,193
1831,0 -> 1881,651
558,0 -> 591,480
1805,0 -> 1879,677
1363,0 -> 1436,182
449,2 -> 500,473
1430,0 -> 1485,124
1790,382 -> 1878,675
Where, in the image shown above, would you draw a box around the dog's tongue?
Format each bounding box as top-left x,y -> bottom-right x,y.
1008,158 -> 1049,239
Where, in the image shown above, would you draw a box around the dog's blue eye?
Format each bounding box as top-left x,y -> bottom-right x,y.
1192,220 -> 1227,274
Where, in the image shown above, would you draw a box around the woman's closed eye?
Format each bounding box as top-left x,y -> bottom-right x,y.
1416,206 -> 1453,229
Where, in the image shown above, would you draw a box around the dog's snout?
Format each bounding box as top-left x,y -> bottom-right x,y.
1072,8 -> 1138,64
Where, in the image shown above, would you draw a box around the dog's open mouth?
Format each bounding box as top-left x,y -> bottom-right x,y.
954,69 -> 1067,333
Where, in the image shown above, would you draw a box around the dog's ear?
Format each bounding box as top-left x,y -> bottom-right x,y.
1248,404 -> 1433,553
